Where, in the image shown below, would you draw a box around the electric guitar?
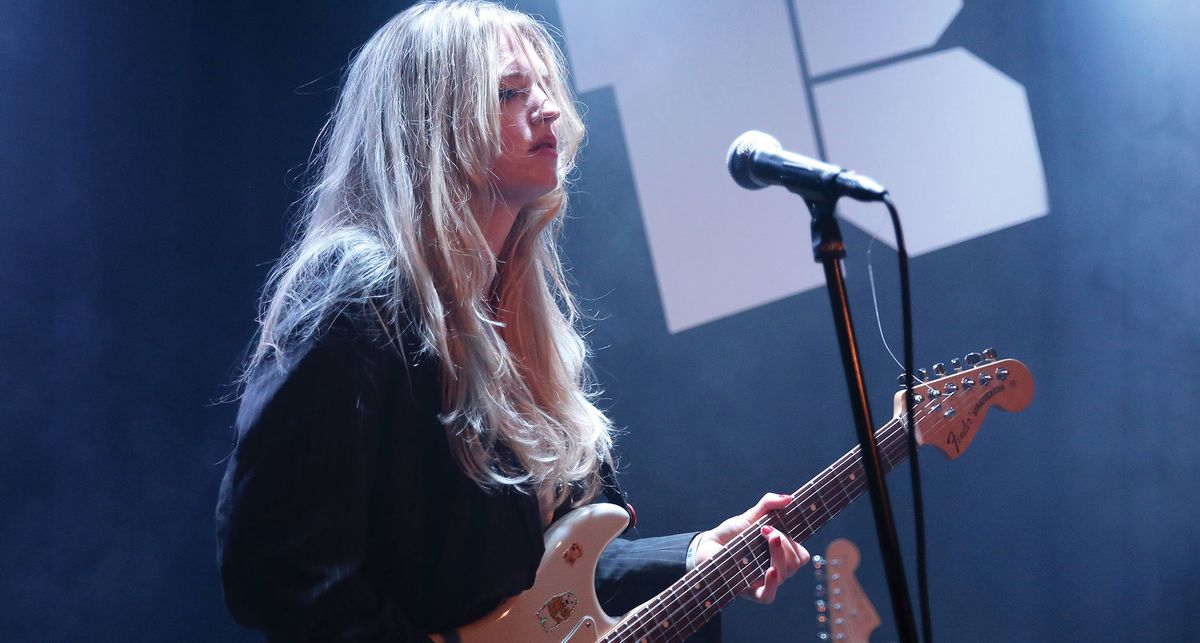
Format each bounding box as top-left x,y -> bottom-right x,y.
814,538 -> 879,643
434,352 -> 1033,643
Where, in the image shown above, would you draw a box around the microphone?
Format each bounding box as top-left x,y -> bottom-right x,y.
726,130 -> 887,202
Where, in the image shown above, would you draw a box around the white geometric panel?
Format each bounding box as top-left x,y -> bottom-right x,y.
816,48 -> 1048,255
556,1 -> 1047,333
794,0 -> 962,76
558,0 -> 823,332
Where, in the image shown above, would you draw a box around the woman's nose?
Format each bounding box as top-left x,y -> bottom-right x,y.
532,88 -> 560,124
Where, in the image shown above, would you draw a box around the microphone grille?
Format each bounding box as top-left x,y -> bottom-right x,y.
726,130 -> 781,190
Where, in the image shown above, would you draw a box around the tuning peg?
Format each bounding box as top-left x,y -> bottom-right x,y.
964,352 -> 983,367
931,362 -> 946,376
983,347 -> 998,362
917,367 -> 929,381
950,357 -> 963,371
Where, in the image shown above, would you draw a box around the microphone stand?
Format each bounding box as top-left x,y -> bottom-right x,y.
804,195 -> 919,643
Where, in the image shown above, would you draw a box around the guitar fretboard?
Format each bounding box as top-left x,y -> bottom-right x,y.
601,415 -> 915,643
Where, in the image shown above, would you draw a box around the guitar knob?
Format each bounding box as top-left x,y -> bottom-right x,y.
997,367 -> 1009,381
950,357 -> 963,371
932,362 -> 946,376
964,352 -> 983,367
983,347 -> 998,361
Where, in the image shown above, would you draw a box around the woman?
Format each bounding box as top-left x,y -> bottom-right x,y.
216,2 -> 806,641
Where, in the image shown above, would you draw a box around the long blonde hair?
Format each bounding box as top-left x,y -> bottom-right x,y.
246,0 -> 612,511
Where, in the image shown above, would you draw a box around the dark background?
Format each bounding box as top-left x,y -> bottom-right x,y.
3,1 -> 1198,641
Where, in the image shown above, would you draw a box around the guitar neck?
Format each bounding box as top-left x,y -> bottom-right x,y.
602,417 -> 910,643
597,357 -> 1031,642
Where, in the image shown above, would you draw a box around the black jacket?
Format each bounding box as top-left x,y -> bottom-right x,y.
215,310 -> 720,641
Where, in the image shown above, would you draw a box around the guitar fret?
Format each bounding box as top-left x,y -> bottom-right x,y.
606,415 -> 943,643
605,423 -> 916,643
584,362 -> 1031,642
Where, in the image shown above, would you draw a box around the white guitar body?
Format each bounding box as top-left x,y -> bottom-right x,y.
433,503 -> 629,643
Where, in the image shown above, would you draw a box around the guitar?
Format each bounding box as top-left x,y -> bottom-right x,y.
434,353 -> 1033,642
814,538 -> 879,643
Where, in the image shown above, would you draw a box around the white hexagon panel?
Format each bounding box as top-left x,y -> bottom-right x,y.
557,0 -> 1047,332
794,0 -> 962,75
818,48 -> 1047,254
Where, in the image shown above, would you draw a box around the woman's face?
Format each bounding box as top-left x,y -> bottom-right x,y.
487,35 -> 562,212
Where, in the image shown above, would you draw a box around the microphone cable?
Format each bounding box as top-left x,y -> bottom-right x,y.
878,193 -> 934,643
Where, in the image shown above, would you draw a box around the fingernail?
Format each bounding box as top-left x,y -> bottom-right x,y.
762,525 -> 774,535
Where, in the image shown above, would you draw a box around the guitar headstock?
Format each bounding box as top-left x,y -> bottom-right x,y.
893,349 -> 1033,460
814,538 -> 880,643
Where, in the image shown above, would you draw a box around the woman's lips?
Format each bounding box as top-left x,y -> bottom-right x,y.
531,136 -> 558,154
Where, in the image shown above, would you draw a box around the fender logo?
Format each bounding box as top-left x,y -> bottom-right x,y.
971,384 -> 1004,416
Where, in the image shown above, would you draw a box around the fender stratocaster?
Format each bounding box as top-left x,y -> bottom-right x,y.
435,353 -> 1033,642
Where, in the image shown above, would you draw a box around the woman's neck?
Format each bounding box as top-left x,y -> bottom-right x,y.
481,198 -> 519,256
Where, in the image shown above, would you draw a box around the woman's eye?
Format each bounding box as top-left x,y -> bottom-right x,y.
499,87 -> 527,102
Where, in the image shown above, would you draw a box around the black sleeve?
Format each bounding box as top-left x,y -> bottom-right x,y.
215,320 -> 431,642
592,470 -> 723,642
595,532 -> 694,612
596,536 -> 723,642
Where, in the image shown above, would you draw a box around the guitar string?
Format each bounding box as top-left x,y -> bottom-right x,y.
602,364 -> 1011,642
612,358 -> 1021,641
603,414 -> 918,643
602,379 -> 968,642
690,416 -> 914,642
605,406 -> 932,642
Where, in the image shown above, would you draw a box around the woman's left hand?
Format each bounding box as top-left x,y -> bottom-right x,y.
692,493 -> 809,604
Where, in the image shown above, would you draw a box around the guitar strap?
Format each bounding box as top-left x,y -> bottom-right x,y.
547,461 -> 637,532
598,461 -> 637,532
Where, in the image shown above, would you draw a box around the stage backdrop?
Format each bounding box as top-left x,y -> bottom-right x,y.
1,0 -> 1197,641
